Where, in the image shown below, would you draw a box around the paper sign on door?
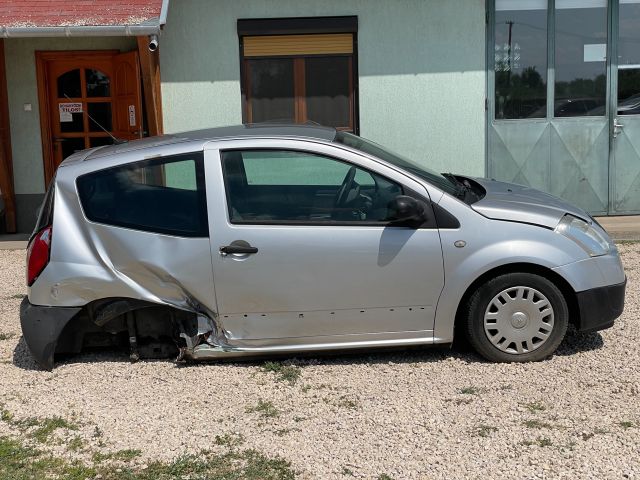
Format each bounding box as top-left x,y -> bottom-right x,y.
128,105 -> 136,127
59,102 -> 82,122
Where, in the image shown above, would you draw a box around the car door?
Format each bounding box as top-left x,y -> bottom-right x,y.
205,139 -> 445,346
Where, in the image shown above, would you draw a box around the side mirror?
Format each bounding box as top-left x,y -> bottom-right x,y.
387,195 -> 427,227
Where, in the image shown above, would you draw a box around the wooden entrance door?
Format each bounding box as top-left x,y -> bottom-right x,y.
37,51 -> 142,185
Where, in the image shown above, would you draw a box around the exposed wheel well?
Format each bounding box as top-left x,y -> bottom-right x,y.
454,263 -> 579,334
56,300 -> 191,358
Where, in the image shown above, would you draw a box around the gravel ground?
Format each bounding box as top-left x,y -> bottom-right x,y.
0,245 -> 639,479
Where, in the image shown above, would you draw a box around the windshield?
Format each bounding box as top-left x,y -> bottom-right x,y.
334,132 -> 458,195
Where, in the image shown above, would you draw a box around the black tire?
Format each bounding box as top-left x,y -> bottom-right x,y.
463,273 -> 569,362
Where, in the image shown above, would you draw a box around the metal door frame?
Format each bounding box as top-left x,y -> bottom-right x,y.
487,0 -> 624,215
607,0 -> 618,215
607,0 -> 640,215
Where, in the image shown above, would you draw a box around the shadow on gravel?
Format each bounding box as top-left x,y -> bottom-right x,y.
555,326 -> 604,356
11,326 -> 604,371
12,336 -> 134,371
12,336 -> 42,371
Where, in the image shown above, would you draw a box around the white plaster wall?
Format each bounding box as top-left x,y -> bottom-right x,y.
160,0 -> 487,176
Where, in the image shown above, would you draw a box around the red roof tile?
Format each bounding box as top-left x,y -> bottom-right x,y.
0,0 -> 164,28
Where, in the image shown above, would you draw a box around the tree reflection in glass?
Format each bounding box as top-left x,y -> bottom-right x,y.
494,0 -> 548,119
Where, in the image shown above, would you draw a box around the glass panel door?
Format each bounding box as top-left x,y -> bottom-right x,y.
489,0 -> 613,215
610,0 -> 640,213
548,0 -> 610,214
489,0 -> 552,192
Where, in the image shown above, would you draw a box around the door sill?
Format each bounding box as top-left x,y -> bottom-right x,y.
187,332 -> 434,360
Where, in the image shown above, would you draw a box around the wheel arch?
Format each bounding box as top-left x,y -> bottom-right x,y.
453,262 -> 579,334
55,298 -> 190,357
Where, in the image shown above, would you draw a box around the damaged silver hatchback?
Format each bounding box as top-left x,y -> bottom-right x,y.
21,125 -> 626,369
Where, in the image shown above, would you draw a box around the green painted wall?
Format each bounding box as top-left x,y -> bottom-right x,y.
160,0 -> 487,177
5,37 -> 136,195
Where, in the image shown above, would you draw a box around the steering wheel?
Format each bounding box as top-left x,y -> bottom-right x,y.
334,166 -> 357,208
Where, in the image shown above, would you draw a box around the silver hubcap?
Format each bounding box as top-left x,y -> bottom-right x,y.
483,286 -> 554,355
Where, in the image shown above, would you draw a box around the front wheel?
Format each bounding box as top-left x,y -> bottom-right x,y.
463,273 -> 569,362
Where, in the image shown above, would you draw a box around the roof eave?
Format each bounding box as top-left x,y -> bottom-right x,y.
0,23 -> 161,38
0,0 -> 168,38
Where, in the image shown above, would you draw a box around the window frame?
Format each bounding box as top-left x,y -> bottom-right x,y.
75,152 -> 209,238
238,16 -> 360,134
220,147 -> 417,227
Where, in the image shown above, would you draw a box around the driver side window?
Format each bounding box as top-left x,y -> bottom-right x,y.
221,149 -> 403,224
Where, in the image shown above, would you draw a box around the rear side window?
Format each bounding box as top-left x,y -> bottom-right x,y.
76,153 -> 208,237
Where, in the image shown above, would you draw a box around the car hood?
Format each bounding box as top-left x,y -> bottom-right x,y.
468,177 -> 590,228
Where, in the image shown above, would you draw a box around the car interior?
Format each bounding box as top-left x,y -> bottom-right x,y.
222,150 -> 403,223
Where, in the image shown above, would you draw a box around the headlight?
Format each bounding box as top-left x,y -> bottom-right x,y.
555,214 -> 613,257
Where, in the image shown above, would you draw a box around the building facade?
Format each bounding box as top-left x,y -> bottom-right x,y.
0,0 -> 639,233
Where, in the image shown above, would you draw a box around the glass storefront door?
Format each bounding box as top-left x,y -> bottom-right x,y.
489,0 -> 640,215
610,0 -> 640,213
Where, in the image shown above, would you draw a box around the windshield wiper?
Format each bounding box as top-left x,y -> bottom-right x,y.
442,173 -> 470,199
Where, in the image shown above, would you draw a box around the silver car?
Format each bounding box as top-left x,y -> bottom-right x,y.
21,125 -> 626,370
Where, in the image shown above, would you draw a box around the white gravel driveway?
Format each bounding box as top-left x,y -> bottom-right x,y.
0,245 -> 639,479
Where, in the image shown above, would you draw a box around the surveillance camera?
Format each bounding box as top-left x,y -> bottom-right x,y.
148,34 -> 159,52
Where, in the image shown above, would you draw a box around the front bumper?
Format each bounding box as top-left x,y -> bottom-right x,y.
575,278 -> 626,333
20,298 -> 82,370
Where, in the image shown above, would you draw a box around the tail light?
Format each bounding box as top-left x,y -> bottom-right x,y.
27,226 -> 52,286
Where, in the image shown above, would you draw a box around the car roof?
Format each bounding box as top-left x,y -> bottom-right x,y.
73,124 -> 338,163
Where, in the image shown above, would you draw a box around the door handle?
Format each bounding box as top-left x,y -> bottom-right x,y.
614,118 -> 624,138
219,244 -> 259,255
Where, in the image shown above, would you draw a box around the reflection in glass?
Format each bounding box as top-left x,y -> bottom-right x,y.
57,69 -> 81,98
89,137 -> 114,148
494,0 -> 547,119
87,102 -> 112,132
60,111 -> 84,133
60,138 -> 86,160
554,0 -> 607,117
247,58 -> 295,123
305,57 -> 351,129
618,0 -> 640,115
86,69 -> 111,97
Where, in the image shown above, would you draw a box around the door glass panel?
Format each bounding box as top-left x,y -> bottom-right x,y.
89,137 -> 114,148
495,0 -> 548,119
221,150 -> 402,223
87,102 -> 112,132
618,0 -> 640,115
305,56 -> 351,128
57,69 -> 82,98
247,58 -> 295,123
85,69 -> 111,97
554,0 -> 607,117
60,138 -> 86,160
59,109 -> 84,133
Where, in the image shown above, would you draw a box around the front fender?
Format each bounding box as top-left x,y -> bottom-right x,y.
433,210 -> 588,343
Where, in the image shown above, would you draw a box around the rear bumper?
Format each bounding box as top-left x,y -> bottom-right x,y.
575,278 -> 626,333
20,298 -> 81,370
